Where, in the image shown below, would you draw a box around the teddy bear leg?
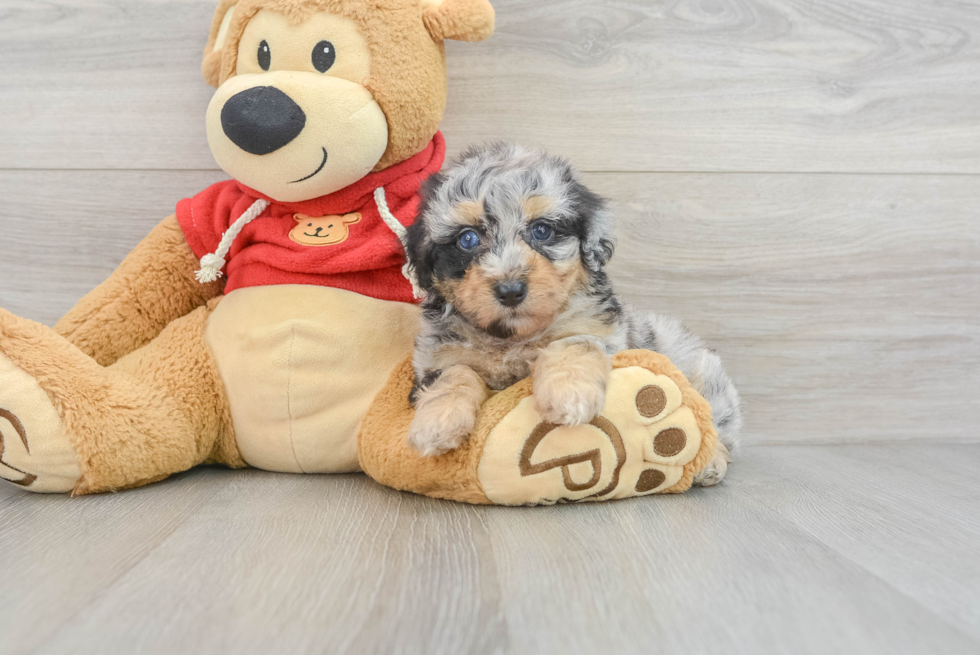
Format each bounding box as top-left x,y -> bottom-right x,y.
0,338 -> 80,493
0,300 -> 239,495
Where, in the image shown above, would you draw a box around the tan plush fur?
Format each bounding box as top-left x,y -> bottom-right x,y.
422,0 -> 495,41
204,285 -> 420,474
0,300 -> 241,496
202,0 -> 494,170
55,215 -> 224,366
202,0 -> 238,86
359,350 -> 718,504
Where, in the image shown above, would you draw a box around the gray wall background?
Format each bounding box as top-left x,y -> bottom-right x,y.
1,0 -> 978,446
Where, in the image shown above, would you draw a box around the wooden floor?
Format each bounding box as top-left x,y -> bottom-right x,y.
1,443 -> 978,655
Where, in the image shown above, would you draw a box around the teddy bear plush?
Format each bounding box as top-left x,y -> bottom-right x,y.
0,0 -> 722,504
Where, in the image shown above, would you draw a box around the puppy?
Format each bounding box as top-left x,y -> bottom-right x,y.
404,144 -> 742,485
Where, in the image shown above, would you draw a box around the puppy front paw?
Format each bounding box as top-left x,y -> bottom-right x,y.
533,376 -> 607,427
532,339 -> 611,427
407,404 -> 478,457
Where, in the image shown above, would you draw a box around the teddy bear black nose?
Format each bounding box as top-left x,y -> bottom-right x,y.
221,86 -> 307,155
493,280 -> 528,308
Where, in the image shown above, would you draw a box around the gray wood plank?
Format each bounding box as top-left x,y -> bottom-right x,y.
817,443 -> 980,539
0,0 -> 217,171
482,473 -> 979,655
0,170 -> 229,325
2,445 -> 979,654
1,170 -> 977,446
738,444 -> 980,641
0,470 -> 217,654
598,171 -> 980,446
25,471 -> 510,655
2,0 -> 979,173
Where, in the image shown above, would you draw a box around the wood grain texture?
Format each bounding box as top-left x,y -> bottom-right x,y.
1,0 -> 979,172
482,450 -> 980,655
0,470 -> 218,653
1,170 -> 976,445
739,444 -> 980,641
28,472 -> 509,655
0,170 -> 229,325
597,171 -> 980,445
1,444 -> 979,655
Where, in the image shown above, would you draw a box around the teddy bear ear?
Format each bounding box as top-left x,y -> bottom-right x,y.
344,213 -> 363,224
422,0 -> 495,43
202,0 -> 239,87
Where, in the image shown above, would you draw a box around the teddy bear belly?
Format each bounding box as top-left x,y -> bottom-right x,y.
205,285 -> 419,474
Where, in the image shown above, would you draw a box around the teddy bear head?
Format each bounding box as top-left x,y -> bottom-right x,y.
201,0 -> 494,203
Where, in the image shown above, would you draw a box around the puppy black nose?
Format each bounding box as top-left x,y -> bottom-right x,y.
493,280 -> 527,307
221,86 -> 306,155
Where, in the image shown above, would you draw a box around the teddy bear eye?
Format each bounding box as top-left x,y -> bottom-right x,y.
312,41 -> 336,73
258,40 -> 271,71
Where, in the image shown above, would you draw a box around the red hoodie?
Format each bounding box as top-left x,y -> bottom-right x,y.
176,133 -> 445,304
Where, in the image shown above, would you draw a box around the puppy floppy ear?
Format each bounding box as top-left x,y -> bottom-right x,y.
575,183 -> 617,272
202,0 -> 238,87
405,173 -> 447,292
422,0 -> 495,43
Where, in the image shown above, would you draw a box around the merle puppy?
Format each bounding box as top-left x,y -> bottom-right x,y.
404,144 -> 742,485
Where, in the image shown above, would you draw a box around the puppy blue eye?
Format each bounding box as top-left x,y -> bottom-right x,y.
458,229 -> 480,251
531,222 -> 554,242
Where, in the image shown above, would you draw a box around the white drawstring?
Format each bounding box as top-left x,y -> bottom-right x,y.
374,187 -> 407,241
374,187 -> 424,300
194,190 -> 421,299
195,198 -> 270,284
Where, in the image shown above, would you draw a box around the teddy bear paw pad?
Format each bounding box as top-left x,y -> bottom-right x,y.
477,364 -> 712,505
0,351 -> 80,493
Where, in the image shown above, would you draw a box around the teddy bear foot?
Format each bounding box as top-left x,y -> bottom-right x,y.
360,350 -> 722,506
477,356 -> 718,505
0,348 -> 81,494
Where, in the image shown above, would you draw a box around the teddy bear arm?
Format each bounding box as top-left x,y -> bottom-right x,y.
54,215 -> 224,366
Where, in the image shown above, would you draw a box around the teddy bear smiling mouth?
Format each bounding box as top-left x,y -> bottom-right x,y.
289,147 -> 328,184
